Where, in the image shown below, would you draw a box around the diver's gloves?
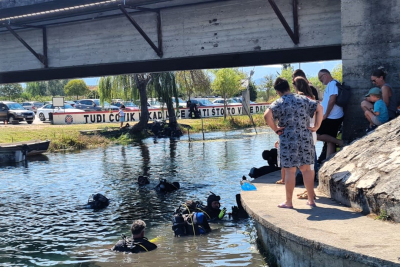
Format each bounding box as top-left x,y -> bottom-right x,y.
218,207 -> 227,219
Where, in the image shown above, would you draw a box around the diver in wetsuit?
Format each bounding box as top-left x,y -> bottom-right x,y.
112,220 -> 157,253
202,193 -> 226,221
172,200 -> 211,237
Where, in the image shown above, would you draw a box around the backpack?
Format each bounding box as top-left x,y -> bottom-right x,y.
335,80 -> 351,107
172,212 -> 207,236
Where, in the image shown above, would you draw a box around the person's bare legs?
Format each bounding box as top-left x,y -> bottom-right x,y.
326,142 -> 336,158
317,134 -> 343,146
299,165 -> 315,205
361,100 -> 373,113
317,134 -> 343,158
282,167 -> 296,207
364,110 -> 374,127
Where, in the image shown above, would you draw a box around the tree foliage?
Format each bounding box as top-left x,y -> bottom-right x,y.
212,68 -> 246,119
98,76 -> 113,105
258,73 -> 277,102
0,83 -> 23,100
175,70 -> 211,99
47,80 -> 69,96
64,79 -> 89,100
98,75 -> 138,105
149,72 -> 179,127
248,81 -> 257,101
331,64 -> 343,83
279,65 -> 296,93
26,81 -> 47,97
25,80 -> 69,97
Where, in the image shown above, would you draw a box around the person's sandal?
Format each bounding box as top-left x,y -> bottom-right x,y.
297,192 -> 308,199
297,190 -> 307,196
275,179 -> 285,184
297,191 -> 317,200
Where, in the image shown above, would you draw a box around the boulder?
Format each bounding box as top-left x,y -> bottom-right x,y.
318,116 -> 400,222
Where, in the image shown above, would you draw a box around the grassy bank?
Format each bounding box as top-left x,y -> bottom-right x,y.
0,114 -> 266,152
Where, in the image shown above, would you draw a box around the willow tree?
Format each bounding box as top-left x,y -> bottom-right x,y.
129,73 -> 151,134
149,72 -> 179,128
175,70 -> 211,99
98,76 -> 113,105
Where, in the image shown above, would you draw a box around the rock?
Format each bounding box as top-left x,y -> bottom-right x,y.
318,116 -> 400,222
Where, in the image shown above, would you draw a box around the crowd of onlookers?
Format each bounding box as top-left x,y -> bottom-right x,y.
263,67 -> 398,209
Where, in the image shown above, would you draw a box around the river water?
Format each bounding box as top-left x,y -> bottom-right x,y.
0,127 -> 322,267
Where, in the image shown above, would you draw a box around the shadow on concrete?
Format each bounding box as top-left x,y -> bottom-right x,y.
295,196 -> 364,221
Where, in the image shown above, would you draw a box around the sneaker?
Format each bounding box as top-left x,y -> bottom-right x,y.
366,125 -> 377,133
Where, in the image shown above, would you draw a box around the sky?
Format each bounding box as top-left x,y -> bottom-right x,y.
21,60 -> 341,87
241,60 -> 342,85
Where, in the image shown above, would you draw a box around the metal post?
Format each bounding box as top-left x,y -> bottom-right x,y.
42,27 -> 48,68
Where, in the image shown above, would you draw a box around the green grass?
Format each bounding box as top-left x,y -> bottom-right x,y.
375,207 -> 390,221
0,114 -> 267,152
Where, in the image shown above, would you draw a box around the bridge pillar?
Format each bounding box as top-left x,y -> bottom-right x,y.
341,0 -> 400,141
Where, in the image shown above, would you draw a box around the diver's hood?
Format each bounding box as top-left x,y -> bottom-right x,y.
207,194 -> 220,208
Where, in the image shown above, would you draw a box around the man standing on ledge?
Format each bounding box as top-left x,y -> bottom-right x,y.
317,69 -> 344,159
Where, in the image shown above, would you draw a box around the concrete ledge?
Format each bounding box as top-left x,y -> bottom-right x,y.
241,171 -> 400,267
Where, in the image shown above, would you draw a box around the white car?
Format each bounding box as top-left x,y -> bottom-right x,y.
212,98 -> 240,105
36,104 -> 85,121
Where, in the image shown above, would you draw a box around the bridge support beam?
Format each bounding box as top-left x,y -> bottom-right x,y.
341,0 -> 400,141
1,23 -> 48,68
267,0 -> 299,44
119,5 -> 163,58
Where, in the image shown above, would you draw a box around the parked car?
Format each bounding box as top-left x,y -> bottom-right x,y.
212,98 -> 239,105
0,101 -> 35,124
64,100 -> 76,107
189,98 -> 217,107
172,97 -> 187,108
36,104 -> 85,121
232,97 -> 256,104
112,101 -> 140,111
21,101 -> 43,113
74,99 -> 118,112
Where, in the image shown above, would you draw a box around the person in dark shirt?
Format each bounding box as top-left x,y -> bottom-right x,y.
202,193 -> 226,221
111,220 -> 157,253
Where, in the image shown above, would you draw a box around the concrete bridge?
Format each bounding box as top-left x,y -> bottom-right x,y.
0,0 -> 399,140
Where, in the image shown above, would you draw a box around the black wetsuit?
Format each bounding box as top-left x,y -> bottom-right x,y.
176,207 -> 212,235
202,206 -> 221,221
112,237 -> 157,253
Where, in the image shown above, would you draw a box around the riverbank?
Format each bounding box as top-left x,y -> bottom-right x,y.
241,171 -> 400,267
0,114 -> 265,152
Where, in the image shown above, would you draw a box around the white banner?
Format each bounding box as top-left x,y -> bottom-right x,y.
52,103 -> 270,125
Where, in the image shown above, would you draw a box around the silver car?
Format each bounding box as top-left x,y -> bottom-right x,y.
21,101 -> 43,114
1,101 -> 35,124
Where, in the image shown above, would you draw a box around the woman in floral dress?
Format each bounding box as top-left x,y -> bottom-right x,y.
264,78 -> 323,208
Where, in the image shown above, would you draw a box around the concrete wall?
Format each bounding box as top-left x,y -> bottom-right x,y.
0,0 -> 341,77
0,0 -> 53,9
254,222 -> 377,267
341,0 -> 400,141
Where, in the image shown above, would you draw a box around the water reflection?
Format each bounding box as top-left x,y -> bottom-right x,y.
0,127 -> 320,266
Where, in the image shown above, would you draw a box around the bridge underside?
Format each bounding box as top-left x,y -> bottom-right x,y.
0,45 -> 340,83
0,0 -> 341,84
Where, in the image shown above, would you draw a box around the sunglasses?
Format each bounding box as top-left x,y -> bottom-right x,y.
371,79 -> 377,83
318,74 -> 326,81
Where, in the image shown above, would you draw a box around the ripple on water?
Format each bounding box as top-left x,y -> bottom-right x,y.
0,128 -> 318,266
